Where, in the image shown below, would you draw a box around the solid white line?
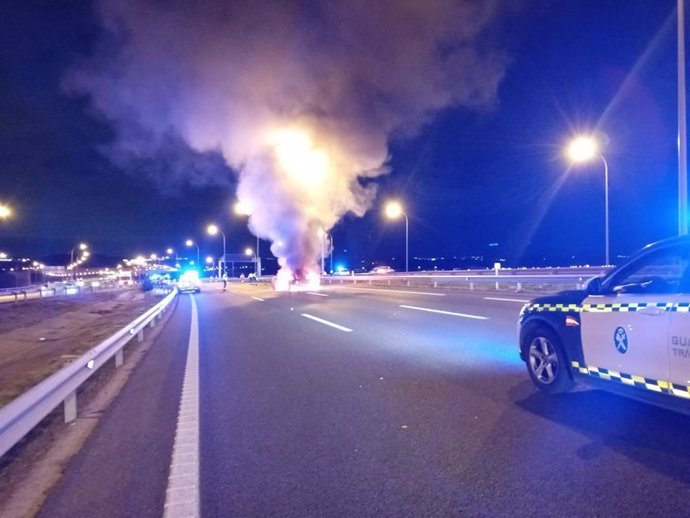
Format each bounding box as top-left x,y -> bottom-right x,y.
301,313 -> 352,332
483,297 -> 530,303
252,296 -> 265,302
334,286 -> 445,297
306,291 -> 328,297
164,296 -> 200,518
399,304 -> 489,320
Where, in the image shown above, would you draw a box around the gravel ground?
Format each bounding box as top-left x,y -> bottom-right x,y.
0,288 -> 166,407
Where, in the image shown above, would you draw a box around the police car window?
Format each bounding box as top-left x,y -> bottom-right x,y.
610,246 -> 690,294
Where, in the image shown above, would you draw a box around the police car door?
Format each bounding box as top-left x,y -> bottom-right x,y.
666,244 -> 690,393
580,246 -> 686,383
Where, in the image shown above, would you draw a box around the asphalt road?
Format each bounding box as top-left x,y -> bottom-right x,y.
37,283 -> 690,517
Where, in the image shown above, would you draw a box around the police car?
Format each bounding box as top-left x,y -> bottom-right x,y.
519,236 -> 690,409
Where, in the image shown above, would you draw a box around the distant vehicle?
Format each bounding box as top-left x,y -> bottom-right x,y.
177,270 -> 201,294
369,266 -> 395,274
518,235 -> 690,413
117,270 -> 134,286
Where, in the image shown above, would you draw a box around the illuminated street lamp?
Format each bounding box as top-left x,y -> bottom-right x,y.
244,247 -> 253,257
185,239 -> 200,266
567,136 -> 610,265
234,201 -> 261,276
207,223 -> 226,259
384,201 -> 409,272
0,204 -> 11,220
70,243 -> 88,279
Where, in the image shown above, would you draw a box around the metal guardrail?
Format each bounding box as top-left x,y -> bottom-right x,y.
0,288 -> 177,459
322,267 -> 612,291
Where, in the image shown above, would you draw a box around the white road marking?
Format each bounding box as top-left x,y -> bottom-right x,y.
164,296 -> 200,518
252,296 -> 265,302
399,304 -> 489,320
306,291 -> 328,297
333,287 -> 445,297
301,313 -> 353,332
484,297 -> 530,303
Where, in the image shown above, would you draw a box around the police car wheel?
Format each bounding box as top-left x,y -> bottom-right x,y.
526,326 -> 573,393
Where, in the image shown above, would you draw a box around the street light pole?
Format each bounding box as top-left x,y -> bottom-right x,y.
256,235 -> 260,277
567,137 -> 610,266
680,0 -> 688,235
186,240 -> 200,266
329,233 -> 334,274
69,243 -> 87,281
207,224 -> 226,277
404,213 -> 409,273
602,155 -> 610,265
384,201 -> 409,273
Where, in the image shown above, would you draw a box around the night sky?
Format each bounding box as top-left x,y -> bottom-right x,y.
0,0 -> 683,269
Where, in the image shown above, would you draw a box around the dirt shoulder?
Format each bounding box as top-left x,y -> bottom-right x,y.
0,288 -> 167,408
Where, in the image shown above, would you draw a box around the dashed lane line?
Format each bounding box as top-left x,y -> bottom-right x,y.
399,304 -> 489,320
301,313 -> 353,332
164,296 -> 200,518
483,297 -> 530,303
252,296 -> 265,302
306,291 -> 328,297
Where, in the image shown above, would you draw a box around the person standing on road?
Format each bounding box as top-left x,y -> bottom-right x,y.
222,273 -> 228,291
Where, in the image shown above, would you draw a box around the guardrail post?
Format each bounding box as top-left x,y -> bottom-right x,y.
115,349 -> 123,367
64,391 -> 77,423
495,281 -> 499,291
149,318 -> 156,328
517,282 -> 523,292
470,282 -> 474,291
406,280 -> 410,287
138,329 -> 144,342
433,281 -> 438,288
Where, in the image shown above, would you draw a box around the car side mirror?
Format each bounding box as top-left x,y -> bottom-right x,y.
586,276 -> 603,295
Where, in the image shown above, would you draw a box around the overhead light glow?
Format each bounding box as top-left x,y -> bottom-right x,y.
385,201 -> 404,219
567,136 -> 598,163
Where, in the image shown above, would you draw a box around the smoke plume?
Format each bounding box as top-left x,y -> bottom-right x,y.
68,0 -> 508,279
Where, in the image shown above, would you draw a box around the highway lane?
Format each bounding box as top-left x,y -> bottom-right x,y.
36,284 -> 690,517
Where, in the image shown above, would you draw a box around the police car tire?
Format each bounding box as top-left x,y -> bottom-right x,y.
525,325 -> 574,394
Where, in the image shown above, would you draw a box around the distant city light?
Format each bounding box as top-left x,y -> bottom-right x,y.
166,248 -> 174,255
206,256 -> 213,264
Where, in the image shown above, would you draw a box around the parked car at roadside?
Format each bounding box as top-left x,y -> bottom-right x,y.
369,266 -> 395,274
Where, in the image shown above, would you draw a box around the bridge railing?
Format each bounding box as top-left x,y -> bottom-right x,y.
0,288 -> 177,459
